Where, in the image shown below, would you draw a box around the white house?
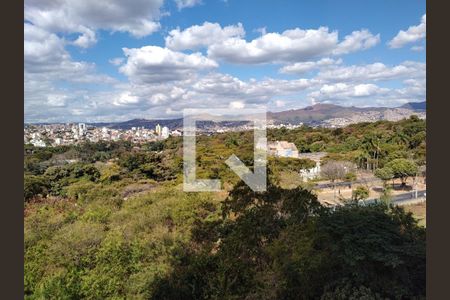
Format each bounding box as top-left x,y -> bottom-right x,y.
298,152 -> 327,181
267,141 -> 299,158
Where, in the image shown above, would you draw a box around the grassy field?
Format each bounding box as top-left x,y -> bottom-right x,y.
404,202 -> 426,227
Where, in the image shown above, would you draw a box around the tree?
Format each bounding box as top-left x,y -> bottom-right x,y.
320,160 -> 355,199
24,175 -> 49,201
384,158 -> 418,188
153,186 -> 425,300
360,131 -> 385,170
270,204 -> 425,299
352,186 -> 369,202
375,166 -> 394,188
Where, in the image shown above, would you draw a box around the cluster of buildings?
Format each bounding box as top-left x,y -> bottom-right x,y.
24,123 -> 180,147
323,109 -> 426,128
267,123 -> 304,130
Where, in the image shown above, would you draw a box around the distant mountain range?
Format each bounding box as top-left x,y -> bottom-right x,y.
86,101 -> 425,129
91,118 -> 184,130
267,101 -> 426,125
400,101 -> 426,110
27,101 -> 424,128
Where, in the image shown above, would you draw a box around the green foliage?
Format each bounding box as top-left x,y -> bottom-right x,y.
25,183 -> 223,299
269,117 -> 426,171
98,163 -> 121,183
380,187 -> 393,205
352,186 -> 370,201
24,175 -> 49,201
344,171 -> 357,182
385,158 -> 418,185
152,183 -> 425,299
375,166 -> 394,182
118,152 -> 179,181
147,140 -> 165,151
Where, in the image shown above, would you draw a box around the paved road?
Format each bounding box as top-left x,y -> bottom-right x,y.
362,190 -> 426,205
314,177 -> 381,189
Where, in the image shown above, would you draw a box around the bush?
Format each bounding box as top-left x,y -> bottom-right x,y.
24,175 -> 49,201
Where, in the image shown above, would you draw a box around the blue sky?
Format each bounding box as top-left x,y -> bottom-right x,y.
24,0 -> 426,122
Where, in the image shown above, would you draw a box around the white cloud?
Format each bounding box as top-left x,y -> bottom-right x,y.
24,13 -> 424,122
25,0 -> 164,47
24,23 -> 66,70
254,27 -> 267,36
308,79 -> 424,107
109,57 -> 125,66
119,46 -> 218,84
317,61 -> 425,83
411,45 -> 425,52
24,23 -> 118,122
280,57 -> 342,74
333,29 -> 380,55
388,14 -> 426,49
113,92 -> 141,106
190,73 -> 315,100
72,28 -> 97,48
24,23 -> 116,83
229,101 -> 245,109
207,27 -> 339,64
174,0 -> 202,10
275,100 -> 286,108
207,27 -> 379,64
308,83 -> 390,104
165,22 -> 245,50
47,94 -> 68,107
25,62 -> 425,122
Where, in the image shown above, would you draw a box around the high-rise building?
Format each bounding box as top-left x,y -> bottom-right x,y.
78,123 -> 86,136
155,124 -> 162,136
161,126 -> 169,139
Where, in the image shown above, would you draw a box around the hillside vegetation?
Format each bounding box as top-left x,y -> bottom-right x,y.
24,116 -> 426,299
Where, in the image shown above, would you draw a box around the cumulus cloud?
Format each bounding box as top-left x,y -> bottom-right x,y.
72,28 -> 97,48
113,92 -> 141,106
229,101 -> 245,109
174,0 -> 202,10
308,83 -> 390,104
25,61 -> 426,122
206,27 -> 379,64
388,14 -> 426,49
24,23 -> 118,122
333,29 -> 380,55
308,80 -> 424,107
24,23 -> 68,73
279,58 -> 342,74
24,23 -> 116,83
119,46 -> 218,84
24,13 -> 425,122
165,22 -> 245,50
47,94 -> 68,107
25,0 -> 164,46
207,27 -> 339,64
316,61 -> 425,83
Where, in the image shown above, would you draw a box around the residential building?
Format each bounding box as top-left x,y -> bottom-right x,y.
267,141 -> 299,158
